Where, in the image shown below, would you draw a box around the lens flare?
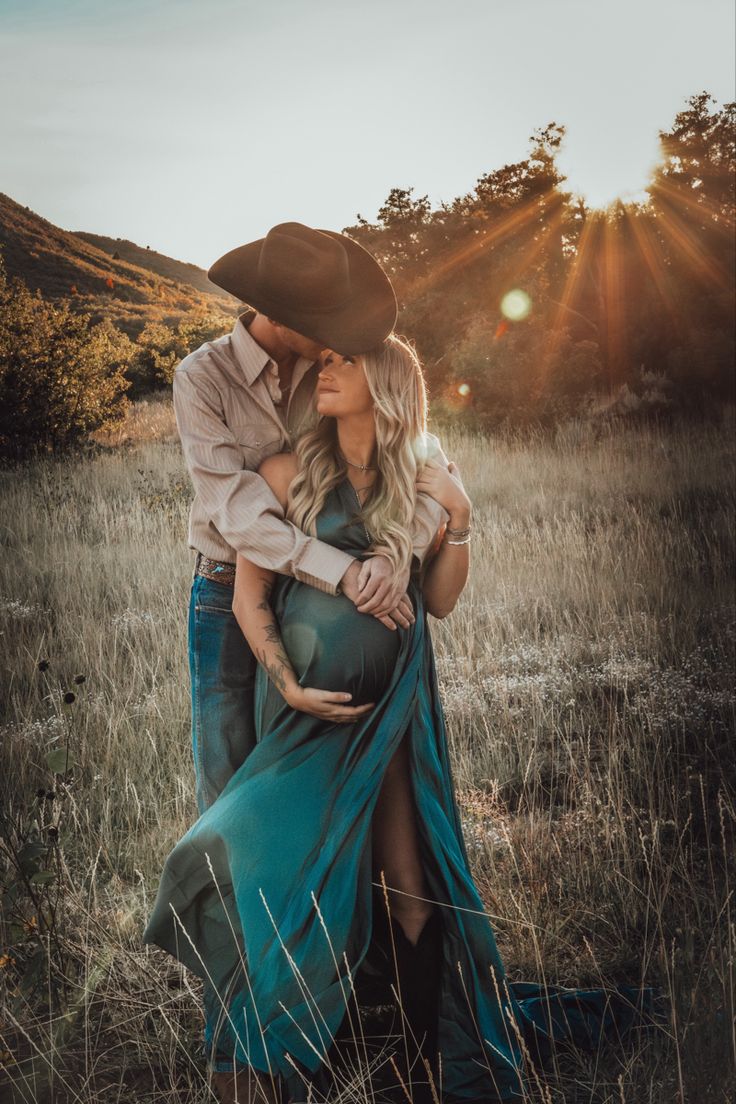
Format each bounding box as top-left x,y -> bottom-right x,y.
457,383 -> 471,397
500,288 -> 532,321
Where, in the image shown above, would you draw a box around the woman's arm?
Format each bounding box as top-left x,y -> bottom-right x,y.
232,560 -> 295,696
232,454 -> 375,722
415,460 -> 472,619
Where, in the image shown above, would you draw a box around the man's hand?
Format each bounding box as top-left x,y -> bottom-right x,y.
357,555 -> 411,617
339,557 -> 415,631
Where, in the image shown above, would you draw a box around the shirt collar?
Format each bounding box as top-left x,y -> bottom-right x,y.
230,310 -> 274,387
229,309 -> 318,399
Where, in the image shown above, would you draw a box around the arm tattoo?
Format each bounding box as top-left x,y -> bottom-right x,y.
255,577 -> 274,613
254,577 -> 293,694
256,648 -> 289,694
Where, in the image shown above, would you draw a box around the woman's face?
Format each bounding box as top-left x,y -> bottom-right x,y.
316,350 -> 373,418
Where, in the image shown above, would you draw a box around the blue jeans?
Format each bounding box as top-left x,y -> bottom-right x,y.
189,573 -> 257,817
188,573 -> 257,1071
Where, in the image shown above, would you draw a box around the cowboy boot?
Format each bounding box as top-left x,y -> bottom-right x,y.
355,886 -> 401,1009
389,910 -> 443,1104
328,890 -> 403,1099
410,909 -> 443,1067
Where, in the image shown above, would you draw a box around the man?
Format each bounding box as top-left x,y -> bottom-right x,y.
172,221 -> 447,1099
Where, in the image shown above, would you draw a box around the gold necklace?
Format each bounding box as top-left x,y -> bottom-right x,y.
338,449 -> 376,472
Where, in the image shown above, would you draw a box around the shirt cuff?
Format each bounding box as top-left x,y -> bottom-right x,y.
293,539 -> 355,595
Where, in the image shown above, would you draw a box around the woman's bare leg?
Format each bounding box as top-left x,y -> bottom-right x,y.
372,734 -> 434,944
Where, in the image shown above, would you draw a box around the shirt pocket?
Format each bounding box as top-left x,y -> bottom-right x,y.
230,422 -> 285,467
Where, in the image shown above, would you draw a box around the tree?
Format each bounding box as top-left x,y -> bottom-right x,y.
345,188 -> 432,303
646,93 -> 736,401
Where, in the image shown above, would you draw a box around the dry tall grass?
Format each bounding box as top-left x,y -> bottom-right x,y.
1,405 -> 734,1103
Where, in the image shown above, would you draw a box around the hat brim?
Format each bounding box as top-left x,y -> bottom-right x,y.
207,229 -> 397,356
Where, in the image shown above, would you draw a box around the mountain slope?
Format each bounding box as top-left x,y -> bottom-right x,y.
73,231 -> 225,298
0,193 -> 237,336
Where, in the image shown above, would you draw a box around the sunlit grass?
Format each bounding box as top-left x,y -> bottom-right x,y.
0,404 -> 734,1102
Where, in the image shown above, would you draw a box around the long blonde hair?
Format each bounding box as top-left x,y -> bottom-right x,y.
287,333 -> 428,576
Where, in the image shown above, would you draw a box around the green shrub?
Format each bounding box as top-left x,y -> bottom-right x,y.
446,318 -> 604,425
129,310 -> 233,395
0,259 -> 133,459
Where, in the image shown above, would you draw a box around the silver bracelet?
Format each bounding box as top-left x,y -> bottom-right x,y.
444,535 -> 471,546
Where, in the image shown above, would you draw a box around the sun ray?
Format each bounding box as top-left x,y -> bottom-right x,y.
653,203 -> 734,292
602,210 -> 628,388
412,187 -> 562,297
622,205 -> 685,335
540,213 -> 600,374
649,173 -> 736,232
491,200 -> 563,298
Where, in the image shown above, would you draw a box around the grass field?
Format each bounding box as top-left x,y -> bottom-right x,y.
1,397 -> 734,1103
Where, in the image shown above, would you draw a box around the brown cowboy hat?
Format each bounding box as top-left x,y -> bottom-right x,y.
207,221 -> 397,356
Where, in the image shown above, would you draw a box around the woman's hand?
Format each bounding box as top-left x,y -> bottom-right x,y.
284,686 -> 375,723
416,459 -> 471,527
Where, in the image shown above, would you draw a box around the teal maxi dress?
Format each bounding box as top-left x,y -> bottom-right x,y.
143,479 -> 664,1102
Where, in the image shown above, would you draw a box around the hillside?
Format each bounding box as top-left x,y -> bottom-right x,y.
0,193 -> 237,337
73,231 -> 225,298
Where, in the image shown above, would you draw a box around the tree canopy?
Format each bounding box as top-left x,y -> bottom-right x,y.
345,93 -> 735,425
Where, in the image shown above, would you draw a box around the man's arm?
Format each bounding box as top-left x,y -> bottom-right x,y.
173,368 -> 354,595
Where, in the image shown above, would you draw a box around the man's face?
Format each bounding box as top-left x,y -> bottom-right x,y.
272,322 -> 324,361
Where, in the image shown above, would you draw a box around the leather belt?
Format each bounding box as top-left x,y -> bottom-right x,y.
194,552 -> 236,587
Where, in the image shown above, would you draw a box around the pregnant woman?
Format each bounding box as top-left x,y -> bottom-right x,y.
144,336 -> 663,1104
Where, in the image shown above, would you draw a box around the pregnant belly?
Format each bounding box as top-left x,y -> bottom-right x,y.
277,582 -> 402,706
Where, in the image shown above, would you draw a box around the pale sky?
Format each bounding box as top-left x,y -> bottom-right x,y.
1,0 -> 733,268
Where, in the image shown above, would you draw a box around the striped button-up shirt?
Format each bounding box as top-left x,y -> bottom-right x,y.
173,311 -> 448,595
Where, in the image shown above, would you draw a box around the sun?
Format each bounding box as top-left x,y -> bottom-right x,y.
556,128 -> 661,212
